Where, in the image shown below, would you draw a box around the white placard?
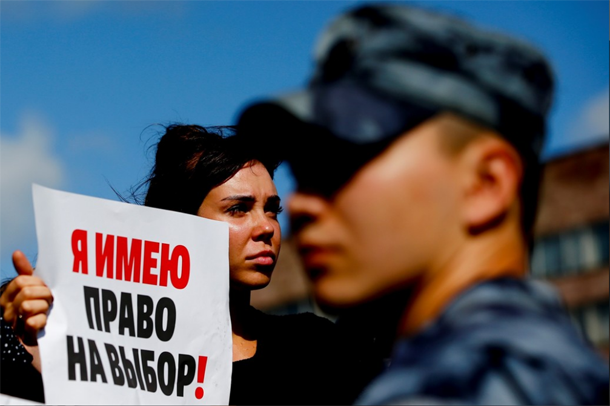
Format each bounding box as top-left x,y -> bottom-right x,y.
32,184 -> 232,405
0,394 -> 43,405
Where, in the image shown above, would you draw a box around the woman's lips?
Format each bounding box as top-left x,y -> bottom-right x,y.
252,256 -> 274,266
247,251 -> 276,266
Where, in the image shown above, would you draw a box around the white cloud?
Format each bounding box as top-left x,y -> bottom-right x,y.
2,0 -> 101,23
582,88 -> 610,137
67,131 -> 118,154
3,0 -> 185,23
52,0 -> 103,21
565,87 -> 610,146
0,114 -> 65,274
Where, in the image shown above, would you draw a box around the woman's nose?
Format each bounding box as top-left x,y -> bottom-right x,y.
252,212 -> 275,241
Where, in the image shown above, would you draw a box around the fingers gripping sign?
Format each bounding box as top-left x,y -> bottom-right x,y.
0,250 -> 54,347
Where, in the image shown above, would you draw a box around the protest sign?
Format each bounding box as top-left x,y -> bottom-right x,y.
32,184 -> 232,405
0,393 -> 44,405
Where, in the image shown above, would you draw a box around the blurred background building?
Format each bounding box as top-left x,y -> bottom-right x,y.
531,140 -> 609,358
252,139 -> 610,359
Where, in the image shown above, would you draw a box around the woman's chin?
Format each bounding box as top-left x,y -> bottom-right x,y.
230,269 -> 273,291
248,281 -> 271,291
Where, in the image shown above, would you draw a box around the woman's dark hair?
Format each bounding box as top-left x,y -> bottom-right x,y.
133,124 -> 280,216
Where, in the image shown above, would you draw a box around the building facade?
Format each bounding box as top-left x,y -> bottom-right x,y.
531,142 -> 609,357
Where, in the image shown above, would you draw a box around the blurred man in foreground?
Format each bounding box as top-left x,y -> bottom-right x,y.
237,3 -> 609,404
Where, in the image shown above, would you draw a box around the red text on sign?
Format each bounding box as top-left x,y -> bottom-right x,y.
71,229 -> 191,289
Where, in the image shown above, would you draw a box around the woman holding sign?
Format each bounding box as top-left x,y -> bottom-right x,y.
1,125 -> 379,405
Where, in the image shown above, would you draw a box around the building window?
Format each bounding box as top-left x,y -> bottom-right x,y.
531,220 -> 609,279
593,221 -> 609,265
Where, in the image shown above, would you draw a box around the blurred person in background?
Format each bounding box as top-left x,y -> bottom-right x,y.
1,125 -> 379,405
237,3 -> 610,405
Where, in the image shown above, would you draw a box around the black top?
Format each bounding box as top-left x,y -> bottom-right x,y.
0,314 -> 45,403
0,307 -> 381,405
229,307 -> 380,405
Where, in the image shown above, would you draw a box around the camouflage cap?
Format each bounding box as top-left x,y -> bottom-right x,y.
237,3 -> 555,191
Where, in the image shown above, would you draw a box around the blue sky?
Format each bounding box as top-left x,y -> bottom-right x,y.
1,0 -> 608,281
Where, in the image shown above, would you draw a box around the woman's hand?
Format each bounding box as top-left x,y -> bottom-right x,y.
0,250 -> 53,347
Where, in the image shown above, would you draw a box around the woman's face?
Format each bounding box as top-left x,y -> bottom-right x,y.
197,161 -> 282,290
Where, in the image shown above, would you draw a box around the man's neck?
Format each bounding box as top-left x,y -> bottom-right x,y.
398,229 -> 528,337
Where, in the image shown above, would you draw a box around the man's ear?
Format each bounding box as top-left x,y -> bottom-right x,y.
459,135 -> 523,234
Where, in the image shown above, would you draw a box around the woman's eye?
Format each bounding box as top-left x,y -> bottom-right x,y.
227,204 -> 248,215
267,205 -> 284,217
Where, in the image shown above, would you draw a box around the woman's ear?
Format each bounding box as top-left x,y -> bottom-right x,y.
459,135 -> 523,234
